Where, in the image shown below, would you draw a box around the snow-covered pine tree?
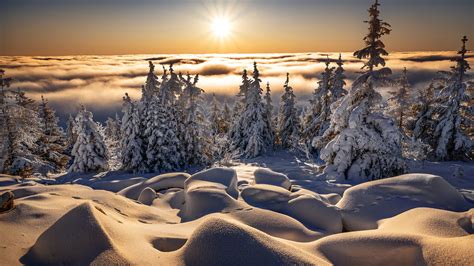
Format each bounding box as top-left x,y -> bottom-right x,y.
301,57 -> 334,149
220,100 -> 232,134
0,84 -> 42,177
278,73 -> 300,148
120,93 -> 145,172
264,82 -> 276,148
412,81 -> 438,141
104,116 -> 121,142
161,64 -> 182,105
209,93 -> 222,136
386,67 -> 411,132
353,0 -> 391,72
144,64 -> 183,172
229,69 -> 251,152
315,0 -> 406,181
141,61 -> 160,102
428,36 -> 472,160
65,114 -> 77,154
0,70 -> 24,175
69,106 -> 109,173
331,54 -> 347,101
37,95 -> 69,172
240,62 -> 274,157
182,74 -> 213,166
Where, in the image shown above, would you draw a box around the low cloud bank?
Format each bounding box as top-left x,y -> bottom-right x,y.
0,51 -> 469,125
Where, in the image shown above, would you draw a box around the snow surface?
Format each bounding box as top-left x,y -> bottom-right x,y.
0,152 -> 473,264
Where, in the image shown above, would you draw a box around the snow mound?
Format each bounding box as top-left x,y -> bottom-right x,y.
254,168 -> 292,190
312,208 -> 474,265
178,168 -> 243,221
138,187 -> 156,205
181,217 -> 327,265
185,168 -> 238,199
241,184 -> 342,233
118,172 -> 189,200
337,174 -> 470,230
292,188 -> 341,205
22,202 -> 127,265
379,207 -> 474,237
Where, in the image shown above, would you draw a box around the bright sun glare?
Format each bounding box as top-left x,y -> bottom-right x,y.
211,17 -> 231,38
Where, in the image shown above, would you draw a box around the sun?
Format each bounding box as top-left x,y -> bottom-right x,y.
211,17 -> 231,38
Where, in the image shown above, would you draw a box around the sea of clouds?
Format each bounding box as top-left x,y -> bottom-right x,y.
0,52 -> 472,124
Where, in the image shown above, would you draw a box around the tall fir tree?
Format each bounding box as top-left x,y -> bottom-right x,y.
240,62 -> 274,157
387,67 -> 411,132
278,73 -> 300,148
229,69 -> 251,152
144,65 -> 183,172
120,93 -> 145,172
0,84 -> 42,177
302,58 -> 334,149
331,54 -> 347,101
414,36 -> 472,160
220,100 -> 232,135
264,81 -> 276,148
142,61 -> 160,102
209,93 -> 222,136
182,75 -> 213,166
65,114 -> 77,155
316,0 -> 406,181
37,96 -> 69,172
353,0 -> 391,72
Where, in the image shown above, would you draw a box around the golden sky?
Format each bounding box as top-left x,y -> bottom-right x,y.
1,0 -> 473,55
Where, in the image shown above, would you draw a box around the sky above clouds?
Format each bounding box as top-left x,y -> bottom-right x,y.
1,0 -> 473,55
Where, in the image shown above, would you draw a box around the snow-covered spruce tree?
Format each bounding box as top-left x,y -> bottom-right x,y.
240,62 -> 274,157
182,74 -> 213,166
65,114 -> 77,155
278,73 -> 300,149
353,0 -> 391,72
104,115 -> 122,169
69,106 -> 109,173
301,58 -> 334,149
264,82 -> 276,148
104,116 -> 121,142
220,100 -> 232,135
139,61 -> 161,154
144,65 -> 183,172
315,0 -> 406,181
0,70 -> 22,175
229,69 -> 251,152
37,96 -> 69,172
412,81 -> 438,141
120,93 -> 145,172
426,36 -> 472,160
0,82 -> 43,177
209,93 -> 223,136
386,67 -> 411,132
141,61 -> 160,102
331,54 -> 348,101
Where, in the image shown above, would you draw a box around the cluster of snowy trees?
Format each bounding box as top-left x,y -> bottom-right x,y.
0,73 -> 69,177
0,0 -> 471,181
